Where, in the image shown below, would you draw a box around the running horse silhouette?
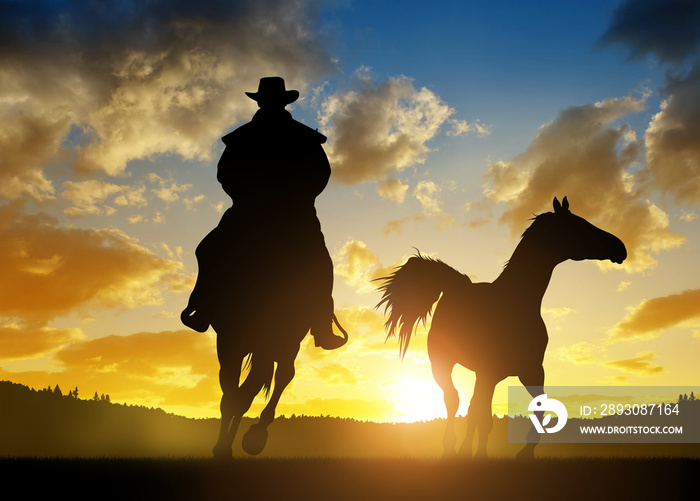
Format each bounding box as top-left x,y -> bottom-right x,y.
181,77 -> 348,458
376,197 -> 626,458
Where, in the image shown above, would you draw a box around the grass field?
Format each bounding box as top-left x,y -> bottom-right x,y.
2,457 -> 698,500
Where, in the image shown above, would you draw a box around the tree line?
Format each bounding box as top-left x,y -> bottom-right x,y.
35,383 -> 111,403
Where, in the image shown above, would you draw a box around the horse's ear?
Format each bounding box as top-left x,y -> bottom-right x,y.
553,197 -> 561,212
562,196 -> 569,211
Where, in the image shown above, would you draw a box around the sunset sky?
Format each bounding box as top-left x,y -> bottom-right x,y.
1,0 -> 699,423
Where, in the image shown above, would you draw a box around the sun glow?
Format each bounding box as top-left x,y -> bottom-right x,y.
388,378 -> 448,422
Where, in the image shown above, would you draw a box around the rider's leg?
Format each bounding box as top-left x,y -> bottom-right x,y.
181,218 -> 227,332
310,249 -> 347,350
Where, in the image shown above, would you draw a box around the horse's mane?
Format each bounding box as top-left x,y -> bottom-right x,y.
501,212 -> 550,271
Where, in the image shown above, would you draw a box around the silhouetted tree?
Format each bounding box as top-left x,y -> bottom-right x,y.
53,384 -> 62,397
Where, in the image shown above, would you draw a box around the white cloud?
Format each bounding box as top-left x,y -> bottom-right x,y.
376,179 -> 409,204
318,70 -> 486,185
482,92 -> 685,272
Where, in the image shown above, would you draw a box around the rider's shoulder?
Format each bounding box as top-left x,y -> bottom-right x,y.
221,115 -> 327,146
221,122 -> 254,146
290,120 -> 327,144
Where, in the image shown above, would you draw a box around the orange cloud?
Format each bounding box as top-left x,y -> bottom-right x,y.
608,288 -> 700,341
312,363 -> 361,386
332,240 -> 412,297
331,303 -> 431,364
558,341 -> 606,365
605,352 -> 664,376
55,330 -> 215,375
1,329 -> 220,415
333,240 -> 380,290
0,325 -> 85,361
61,179 -> 147,217
0,200 -> 187,326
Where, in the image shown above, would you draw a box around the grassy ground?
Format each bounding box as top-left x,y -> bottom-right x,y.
2,457 -> 698,500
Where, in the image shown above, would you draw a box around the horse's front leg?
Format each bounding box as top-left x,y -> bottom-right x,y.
516,365 -> 545,459
214,355 -> 274,458
241,348 -> 299,456
461,374 -> 497,458
213,360 -> 243,458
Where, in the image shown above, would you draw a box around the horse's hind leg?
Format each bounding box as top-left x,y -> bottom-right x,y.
431,359 -> 458,456
242,350 -> 298,456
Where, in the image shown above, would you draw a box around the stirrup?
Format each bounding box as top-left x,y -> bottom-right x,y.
313,314 -> 349,350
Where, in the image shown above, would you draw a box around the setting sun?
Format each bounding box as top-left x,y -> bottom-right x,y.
388,378 -> 450,423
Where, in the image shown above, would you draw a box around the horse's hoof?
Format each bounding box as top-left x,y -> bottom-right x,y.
242,424 -> 268,456
516,444 -> 536,460
213,443 -> 232,459
456,444 -> 472,458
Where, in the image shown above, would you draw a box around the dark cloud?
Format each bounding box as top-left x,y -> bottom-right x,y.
0,0 -> 334,195
576,0 -> 700,206
0,0 -> 325,62
642,62 -> 700,203
596,0 -> 700,64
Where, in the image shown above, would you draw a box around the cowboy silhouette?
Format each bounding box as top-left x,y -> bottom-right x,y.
181,77 -> 347,351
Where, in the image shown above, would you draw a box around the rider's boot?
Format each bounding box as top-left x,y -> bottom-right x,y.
311,297 -> 348,350
181,282 -> 211,332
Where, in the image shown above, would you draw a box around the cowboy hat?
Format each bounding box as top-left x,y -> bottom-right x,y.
245,77 -> 299,105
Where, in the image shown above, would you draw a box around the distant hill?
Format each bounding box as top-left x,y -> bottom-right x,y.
1,380 -> 698,458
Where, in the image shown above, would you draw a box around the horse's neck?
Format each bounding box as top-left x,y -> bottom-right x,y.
494,236 -> 561,308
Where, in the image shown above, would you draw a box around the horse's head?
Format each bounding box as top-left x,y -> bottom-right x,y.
532,197 -> 627,265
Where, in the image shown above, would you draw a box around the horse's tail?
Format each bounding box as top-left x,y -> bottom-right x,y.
376,253 -> 470,358
242,353 -> 275,397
